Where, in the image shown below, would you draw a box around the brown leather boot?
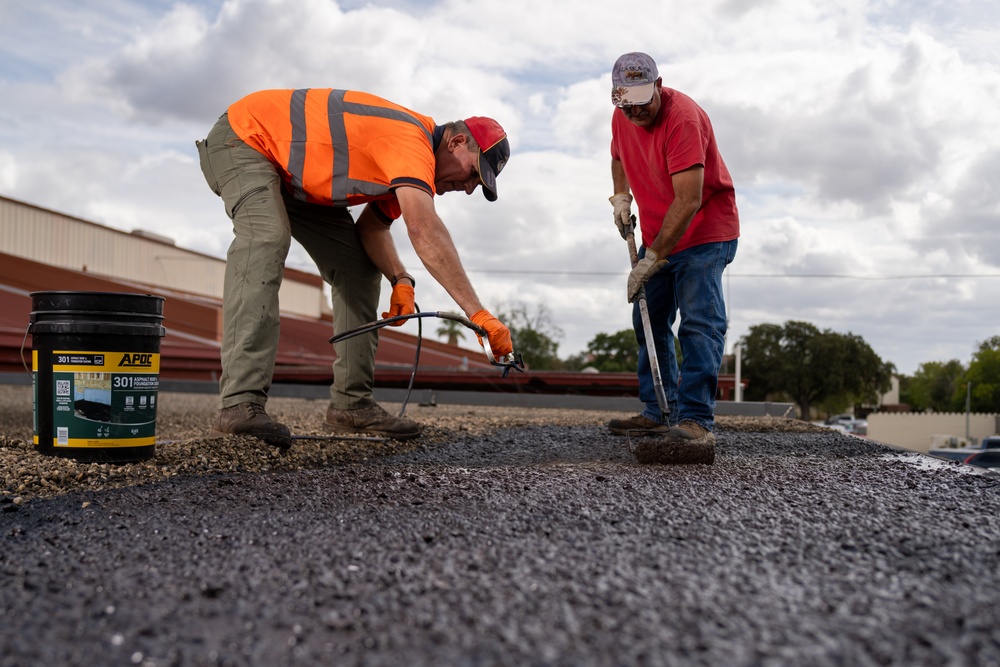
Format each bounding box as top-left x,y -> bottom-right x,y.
325,404 -> 420,440
212,402 -> 292,450
608,413 -> 669,435
667,420 -> 716,447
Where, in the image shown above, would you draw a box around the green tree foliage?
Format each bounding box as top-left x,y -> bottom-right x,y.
495,302 -> 563,370
738,320 -> 893,419
585,330 -> 639,372
966,336 -> 1000,412
844,332 -> 897,407
902,359 -> 967,412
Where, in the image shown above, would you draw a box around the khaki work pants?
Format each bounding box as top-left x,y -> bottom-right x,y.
196,113 -> 381,410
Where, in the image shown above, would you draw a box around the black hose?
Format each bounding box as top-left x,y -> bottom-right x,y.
329,308 -> 523,417
397,305 -> 424,417
329,309 -> 473,418
329,311 -> 486,344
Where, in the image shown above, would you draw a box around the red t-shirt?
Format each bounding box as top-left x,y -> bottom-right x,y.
610,87 -> 739,253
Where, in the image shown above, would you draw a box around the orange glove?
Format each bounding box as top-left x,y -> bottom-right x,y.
382,283 -> 415,325
470,309 -> 513,359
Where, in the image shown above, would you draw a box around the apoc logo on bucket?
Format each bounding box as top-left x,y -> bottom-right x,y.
118,353 -> 155,367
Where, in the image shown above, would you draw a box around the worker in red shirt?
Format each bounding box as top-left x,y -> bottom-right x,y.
196,89 -> 513,448
607,53 -> 740,464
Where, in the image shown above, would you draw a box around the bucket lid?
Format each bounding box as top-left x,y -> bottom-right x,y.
30,291 -> 165,316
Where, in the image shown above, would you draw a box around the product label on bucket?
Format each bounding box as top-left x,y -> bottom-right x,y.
48,350 -> 160,448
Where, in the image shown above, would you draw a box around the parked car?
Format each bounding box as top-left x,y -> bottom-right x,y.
964,450 -> 1000,470
981,436 -> 1000,449
824,414 -> 867,436
929,435 -> 1000,465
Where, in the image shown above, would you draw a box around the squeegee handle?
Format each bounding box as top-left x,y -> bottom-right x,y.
626,215 -> 640,269
623,214 -> 670,422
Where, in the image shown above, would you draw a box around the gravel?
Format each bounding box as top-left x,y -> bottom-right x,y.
3,382 -> 1000,666
0,384 -> 824,503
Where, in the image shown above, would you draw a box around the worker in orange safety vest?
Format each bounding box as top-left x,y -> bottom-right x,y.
196,88 -> 513,448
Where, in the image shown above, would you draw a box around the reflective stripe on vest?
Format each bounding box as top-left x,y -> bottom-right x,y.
285,89 -> 435,205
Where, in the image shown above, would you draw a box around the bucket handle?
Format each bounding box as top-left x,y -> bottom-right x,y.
20,324 -> 32,377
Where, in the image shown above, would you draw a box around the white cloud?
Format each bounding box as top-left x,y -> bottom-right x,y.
0,151 -> 16,192
1,0 -> 999,375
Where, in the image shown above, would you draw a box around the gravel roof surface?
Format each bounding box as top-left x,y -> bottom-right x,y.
2,383 -> 1000,666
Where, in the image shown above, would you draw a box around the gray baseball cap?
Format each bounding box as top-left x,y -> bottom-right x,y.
611,52 -> 659,107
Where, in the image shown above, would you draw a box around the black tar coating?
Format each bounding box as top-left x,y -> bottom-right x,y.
635,438 -> 716,465
3,426 -> 1000,666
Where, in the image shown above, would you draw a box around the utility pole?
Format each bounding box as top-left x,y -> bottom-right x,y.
735,344 -> 742,403
965,381 -> 971,444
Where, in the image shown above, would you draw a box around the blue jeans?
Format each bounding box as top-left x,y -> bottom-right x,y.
634,239 -> 738,431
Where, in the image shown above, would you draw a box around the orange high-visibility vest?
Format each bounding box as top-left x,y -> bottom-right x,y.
227,89 -> 437,213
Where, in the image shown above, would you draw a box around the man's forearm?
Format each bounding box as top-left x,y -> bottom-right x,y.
649,202 -> 698,257
407,218 -> 484,316
611,159 -> 630,194
355,206 -> 406,280
394,185 -> 487,316
649,166 -> 704,257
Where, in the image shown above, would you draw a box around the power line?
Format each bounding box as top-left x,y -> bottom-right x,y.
459,269 -> 1000,280
727,273 -> 1000,280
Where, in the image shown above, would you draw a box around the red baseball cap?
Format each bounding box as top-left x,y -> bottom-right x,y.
464,116 -> 509,202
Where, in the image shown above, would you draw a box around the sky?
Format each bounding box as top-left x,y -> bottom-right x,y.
1,0 -> 998,376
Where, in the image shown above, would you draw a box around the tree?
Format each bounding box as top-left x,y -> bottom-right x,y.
903,360 -> 966,412
740,321 -> 825,417
495,302 -> 564,370
436,319 -> 466,346
738,320 -> 893,420
737,322 -> 787,401
966,336 -> 1000,412
585,330 -> 639,372
841,332 -> 896,407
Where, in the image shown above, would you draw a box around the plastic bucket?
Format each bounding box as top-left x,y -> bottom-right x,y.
29,291 -> 166,463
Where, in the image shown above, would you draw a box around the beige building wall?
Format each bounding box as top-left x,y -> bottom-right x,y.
867,412 -> 1000,454
0,195 -> 328,319
879,376 -> 900,406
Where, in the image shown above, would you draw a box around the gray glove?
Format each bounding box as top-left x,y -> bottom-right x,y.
609,193 -> 633,239
627,248 -> 669,302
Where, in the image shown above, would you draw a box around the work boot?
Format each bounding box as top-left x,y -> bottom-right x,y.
608,413 -> 669,435
668,421 -> 716,447
325,404 -> 420,440
635,420 -> 715,465
212,402 -> 292,450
